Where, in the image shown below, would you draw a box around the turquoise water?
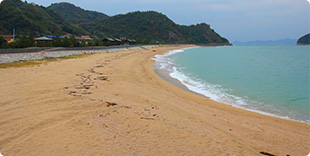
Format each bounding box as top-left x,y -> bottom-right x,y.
154,45 -> 310,123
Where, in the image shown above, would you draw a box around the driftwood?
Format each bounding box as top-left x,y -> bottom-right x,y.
69,91 -> 76,94
82,84 -> 93,89
120,105 -> 131,109
140,117 -> 155,120
106,101 -> 117,107
259,151 -> 277,156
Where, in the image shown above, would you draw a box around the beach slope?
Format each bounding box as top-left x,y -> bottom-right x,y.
0,45 -> 309,156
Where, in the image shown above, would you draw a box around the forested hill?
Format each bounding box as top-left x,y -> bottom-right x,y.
297,33 -> 310,45
80,11 -> 229,44
0,0 -> 88,35
49,2 -> 230,44
0,0 -> 230,44
48,2 -> 109,24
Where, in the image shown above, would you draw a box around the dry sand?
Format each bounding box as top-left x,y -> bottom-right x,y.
0,45 -> 309,156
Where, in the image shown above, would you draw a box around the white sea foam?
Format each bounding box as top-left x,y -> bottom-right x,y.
153,47 -> 310,124
153,48 -> 187,70
169,66 -> 251,107
169,65 -> 310,123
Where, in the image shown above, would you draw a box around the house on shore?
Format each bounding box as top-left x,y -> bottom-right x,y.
61,34 -> 93,44
0,35 -> 20,43
37,35 -> 64,40
34,36 -> 53,47
102,38 -> 116,46
102,37 -> 136,46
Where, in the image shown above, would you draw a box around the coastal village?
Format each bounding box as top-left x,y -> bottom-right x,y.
0,34 -> 136,47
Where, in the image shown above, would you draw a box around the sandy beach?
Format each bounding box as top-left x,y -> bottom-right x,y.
0,45 -> 309,156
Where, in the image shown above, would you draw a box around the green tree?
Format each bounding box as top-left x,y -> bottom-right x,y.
0,36 -> 8,48
69,35 -> 79,47
62,37 -> 71,47
9,35 -> 34,48
80,39 -> 87,47
52,36 -> 63,47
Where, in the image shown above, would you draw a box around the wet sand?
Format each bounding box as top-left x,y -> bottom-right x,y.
0,45 -> 309,156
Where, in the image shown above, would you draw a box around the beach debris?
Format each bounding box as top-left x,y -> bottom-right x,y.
140,117 -> 155,120
75,86 -> 83,89
68,91 -> 77,94
95,65 -> 104,68
259,151 -> 277,156
82,84 -> 93,89
81,91 -> 92,94
89,69 -> 96,73
106,101 -> 117,107
151,106 -> 159,110
102,123 -> 108,128
64,87 -> 69,90
120,105 -> 132,109
97,76 -> 109,81
76,73 -> 84,76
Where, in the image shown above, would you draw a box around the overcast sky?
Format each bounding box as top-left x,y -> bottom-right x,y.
25,0 -> 310,42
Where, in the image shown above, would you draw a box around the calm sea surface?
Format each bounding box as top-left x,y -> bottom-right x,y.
154,45 -> 310,123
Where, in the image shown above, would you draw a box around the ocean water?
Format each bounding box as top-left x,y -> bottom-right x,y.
154,45 -> 310,123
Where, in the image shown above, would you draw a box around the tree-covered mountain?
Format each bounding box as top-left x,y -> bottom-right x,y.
49,2 -> 229,44
0,0 -> 89,35
48,2 -> 109,25
297,33 -> 310,45
80,11 -> 229,44
0,0 -> 230,44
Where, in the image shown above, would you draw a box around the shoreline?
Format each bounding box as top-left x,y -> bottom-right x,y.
0,45 -> 154,63
152,46 -> 309,124
153,68 -> 209,99
0,45 -> 309,155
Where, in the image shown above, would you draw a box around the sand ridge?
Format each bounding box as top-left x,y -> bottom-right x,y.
0,45 -> 309,156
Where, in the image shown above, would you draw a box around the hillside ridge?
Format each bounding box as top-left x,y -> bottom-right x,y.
1,0 -> 230,44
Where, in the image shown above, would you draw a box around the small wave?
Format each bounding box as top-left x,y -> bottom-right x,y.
169,66 -> 310,123
152,48 -> 188,70
169,66 -> 252,107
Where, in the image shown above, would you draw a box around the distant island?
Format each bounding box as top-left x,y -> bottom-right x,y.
0,0 -> 230,47
233,38 -> 297,45
297,33 -> 310,45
